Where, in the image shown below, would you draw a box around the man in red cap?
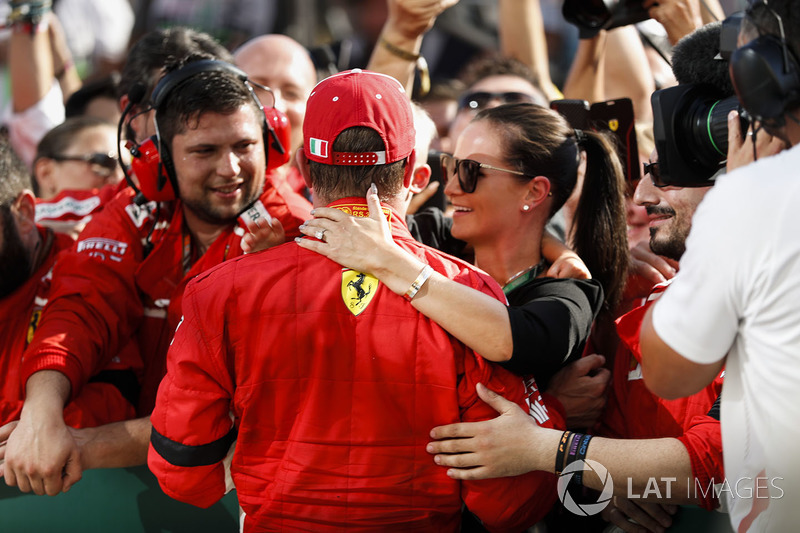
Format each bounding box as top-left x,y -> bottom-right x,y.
148,69 -> 561,531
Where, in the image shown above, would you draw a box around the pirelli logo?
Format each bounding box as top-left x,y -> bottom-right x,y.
77,238 -> 129,262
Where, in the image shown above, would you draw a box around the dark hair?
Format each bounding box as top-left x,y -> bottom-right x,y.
35,116 -> 115,162
0,138 -> 33,209
459,55 -> 546,104
476,103 -> 629,311
119,27 -> 232,102
155,60 -> 262,149
308,127 -> 406,202
65,72 -> 122,118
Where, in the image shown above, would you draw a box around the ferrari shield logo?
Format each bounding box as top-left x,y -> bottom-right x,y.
341,269 -> 379,316
608,118 -> 619,131
27,309 -> 42,344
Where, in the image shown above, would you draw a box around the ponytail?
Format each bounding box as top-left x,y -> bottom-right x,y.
571,130 -> 629,312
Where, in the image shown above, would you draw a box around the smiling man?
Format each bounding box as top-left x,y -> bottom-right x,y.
3,58 -> 307,497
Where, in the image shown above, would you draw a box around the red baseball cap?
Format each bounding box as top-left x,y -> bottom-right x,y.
303,69 -> 415,166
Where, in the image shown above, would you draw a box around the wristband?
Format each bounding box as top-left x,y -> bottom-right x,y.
404,264 -> 433,302
378,37 -> 431,97
554,430 -> 572,476
379,36 -> 420,62
571,434 -> 593,486
567,432 -> 583,465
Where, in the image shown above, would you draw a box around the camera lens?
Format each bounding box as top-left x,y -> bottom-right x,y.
653,85 -> 744,187
682,94 -> 740,169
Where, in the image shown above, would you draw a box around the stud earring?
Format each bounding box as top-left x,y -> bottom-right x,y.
522,205 -> 531,211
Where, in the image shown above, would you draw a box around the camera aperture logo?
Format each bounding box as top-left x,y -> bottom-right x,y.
557,459 -> 614,516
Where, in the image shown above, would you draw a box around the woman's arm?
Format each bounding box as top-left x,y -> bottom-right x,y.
297,190 -> 514,362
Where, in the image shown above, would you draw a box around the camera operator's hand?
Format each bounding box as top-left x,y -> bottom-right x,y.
726,110 -> 787,172
644,0 -> 702,45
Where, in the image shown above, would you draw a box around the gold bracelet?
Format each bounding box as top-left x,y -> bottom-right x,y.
404,264 -> 434,302
379,37 -> 431,97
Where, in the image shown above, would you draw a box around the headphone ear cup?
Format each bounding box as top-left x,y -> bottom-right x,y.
731,35 -> 800,122
130,136 -> 177,202
263,107 -> 292,171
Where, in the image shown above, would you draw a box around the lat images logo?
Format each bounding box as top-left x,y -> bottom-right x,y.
557,459 -> 614,516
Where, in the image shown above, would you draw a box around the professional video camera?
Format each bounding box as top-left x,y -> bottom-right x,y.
650,13 -> 747,187
562,0 -> 650,37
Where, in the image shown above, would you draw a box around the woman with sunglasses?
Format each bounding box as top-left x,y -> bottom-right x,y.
299,102 -> 628,394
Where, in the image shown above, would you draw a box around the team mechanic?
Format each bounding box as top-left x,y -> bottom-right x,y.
2,57 -> 309,496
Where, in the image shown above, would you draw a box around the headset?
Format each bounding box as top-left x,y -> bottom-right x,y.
729,0 -> 800,126
120,59 -> 291,203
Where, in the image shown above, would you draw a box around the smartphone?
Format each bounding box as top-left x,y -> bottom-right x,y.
551,98 -> 640,185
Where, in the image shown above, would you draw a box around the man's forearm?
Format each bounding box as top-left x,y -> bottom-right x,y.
23,370 -> 71,415
77,417 -> 151,470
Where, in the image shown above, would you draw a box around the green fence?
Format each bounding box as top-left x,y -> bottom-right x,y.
0,465 -> 238,532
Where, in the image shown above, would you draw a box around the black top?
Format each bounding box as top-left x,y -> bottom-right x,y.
502,277 -> 604,390
406,207 -> 467,259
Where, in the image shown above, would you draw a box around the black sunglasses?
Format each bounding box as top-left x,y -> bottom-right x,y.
457,91 -> 537,111
51,153 -> 119,176
440,153 -> 528,193
643,161 -> 667,187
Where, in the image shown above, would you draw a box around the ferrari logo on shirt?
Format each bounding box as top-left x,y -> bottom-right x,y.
27,309 -> 42,345
341,269 -> 379,316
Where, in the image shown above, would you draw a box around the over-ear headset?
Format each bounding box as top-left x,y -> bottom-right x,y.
122,59 -> 291,203
730,1 -> 800,125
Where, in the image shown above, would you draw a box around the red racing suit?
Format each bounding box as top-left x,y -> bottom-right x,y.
0,227 -> 136,426
149,198 -> 562,532
596,281 -> 724,510
21,176 -> 309,415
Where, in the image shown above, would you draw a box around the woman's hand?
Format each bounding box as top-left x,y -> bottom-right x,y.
296,184 -> 401,277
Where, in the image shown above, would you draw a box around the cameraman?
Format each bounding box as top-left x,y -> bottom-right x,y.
640,1 -> 800,530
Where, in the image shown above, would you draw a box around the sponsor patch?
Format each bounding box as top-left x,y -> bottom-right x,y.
523,377 -> 550,425
329,201 -> 392,222
341,269 -> 379,316
238,200 -> 274,230
35,195 -> 101,221
77,237 -> 129,262
125,201 -> 157,228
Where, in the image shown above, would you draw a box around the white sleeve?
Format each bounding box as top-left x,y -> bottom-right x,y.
3,80 -> 65,168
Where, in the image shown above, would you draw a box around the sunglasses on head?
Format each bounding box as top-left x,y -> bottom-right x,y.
440,153 -> 528,193
457,91 -> 537,111
51,153 -> 119,176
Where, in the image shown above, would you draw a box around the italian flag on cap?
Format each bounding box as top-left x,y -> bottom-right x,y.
309,138 -> 328,158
